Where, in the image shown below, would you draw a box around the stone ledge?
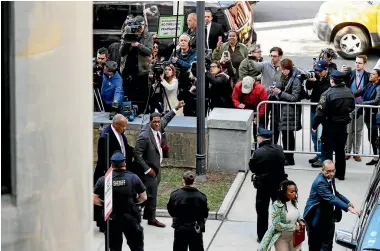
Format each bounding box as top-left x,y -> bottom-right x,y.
93,112 -> 207,134
155,171 -> 247,220
207,108 -> 253,130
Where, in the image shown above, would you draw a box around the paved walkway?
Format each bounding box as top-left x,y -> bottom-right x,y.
93,154 -> 375,251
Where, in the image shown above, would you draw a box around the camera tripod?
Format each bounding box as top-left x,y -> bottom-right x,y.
150,76 -> 172,113
94,87 -> 105,112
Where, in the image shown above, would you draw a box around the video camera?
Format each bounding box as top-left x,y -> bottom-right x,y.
153,59 -> 170,81
109,100 -> 120,120
121,100 -> 139,122
297,68 -> 316,82
93,58 -> 103,87
122,15 -> 143,43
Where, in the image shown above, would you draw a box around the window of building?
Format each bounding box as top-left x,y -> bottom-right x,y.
1,1 -> 14,195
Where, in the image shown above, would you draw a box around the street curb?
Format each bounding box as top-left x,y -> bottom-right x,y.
156,171 -> 247,220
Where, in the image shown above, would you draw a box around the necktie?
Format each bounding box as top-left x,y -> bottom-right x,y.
356,73 -> 362,103
156,132 -> 161,144
119,133 -> 126,155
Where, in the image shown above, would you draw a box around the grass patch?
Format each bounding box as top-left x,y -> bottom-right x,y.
157,167 -> 236,211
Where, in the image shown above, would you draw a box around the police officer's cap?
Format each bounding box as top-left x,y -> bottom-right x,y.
257,127 -> 272,138
110,151 -> 125,164
105,61 -> 118,72
330,70 -> 347,81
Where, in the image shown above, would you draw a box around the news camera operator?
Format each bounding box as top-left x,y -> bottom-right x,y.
101,61 -> 124,113
169,34 -> 197,116
313,48 -> 338,74
305,60 -> 331,168
119,15 -> 153,115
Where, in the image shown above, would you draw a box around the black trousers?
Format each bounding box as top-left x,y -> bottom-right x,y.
255,186 -> 277,240
264,102 -> 280,144
307,220 -> 335,251
321,125 -> 348,179
366,122 -> 379,155
282,130 -> 295,163
173,225 -> 204,251
107,213 -> 144,251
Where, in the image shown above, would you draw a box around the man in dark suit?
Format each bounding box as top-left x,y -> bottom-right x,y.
249,127 -> 287,243
303,160 -> 360,251
134,101 -> 185,228
342,55 -> 370,162
205,10 -> 225,51
93,114 -> 134,232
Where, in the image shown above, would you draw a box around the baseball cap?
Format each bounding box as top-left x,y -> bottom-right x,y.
242,76 -> 254,94
314,60 -> 328,72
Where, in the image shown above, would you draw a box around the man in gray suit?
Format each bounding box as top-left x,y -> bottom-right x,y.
134,101 -> 185,227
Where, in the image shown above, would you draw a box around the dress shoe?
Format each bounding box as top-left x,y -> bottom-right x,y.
353,156 -> 362,162
345,155 -> 351,160
311,160 -> 323,168
366,159 -> 379,165
148,219 -> 166,228
309,156 -> 319,164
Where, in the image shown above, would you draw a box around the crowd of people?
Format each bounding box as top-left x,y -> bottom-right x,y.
91,10 -> 380,251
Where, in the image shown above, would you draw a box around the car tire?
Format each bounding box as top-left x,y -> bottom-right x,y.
333,26 -> 370,60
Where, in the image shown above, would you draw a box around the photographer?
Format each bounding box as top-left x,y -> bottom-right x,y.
305,60 -> 331,167
119,15 -> 153,114
314,48 -> 337,74
93,48 -> 109,111
169,34 -> 197,116
239,44 -> 263,80
207,61 -> 233,110
101,61 -> 124,112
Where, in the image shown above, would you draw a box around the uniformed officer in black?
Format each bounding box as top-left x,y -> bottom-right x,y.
167,171 -> 209,251
93,151 -> 147,251
249,127 -> 287,243
312,70 -> 355,181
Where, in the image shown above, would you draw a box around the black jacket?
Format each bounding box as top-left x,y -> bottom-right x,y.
312,83 -> 355,130
207,22 -> 225,51
206,72 -> 233,109
305,74 -> 331,113
249,140 -> 287,189
167,186 -> 209,231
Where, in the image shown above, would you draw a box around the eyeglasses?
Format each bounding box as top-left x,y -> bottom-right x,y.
153,45 -> 158,48
270,54 -> 279,58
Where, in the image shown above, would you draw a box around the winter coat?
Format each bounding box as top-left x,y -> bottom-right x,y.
274,70 -> 303,131
232,81 -> 268,118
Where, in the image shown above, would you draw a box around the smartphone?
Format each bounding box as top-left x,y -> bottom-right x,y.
313,57 -> 317,61
206,49 -> 212,55
223,51 -> 230,58
218,36 -> 222,42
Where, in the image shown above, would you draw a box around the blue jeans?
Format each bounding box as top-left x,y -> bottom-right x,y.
310,111 -> 322,160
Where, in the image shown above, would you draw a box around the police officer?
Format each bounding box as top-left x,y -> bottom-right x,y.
93,151 -> 147,251
312,70 -> 355,181
167,171 -> 209,251
249,127 -> 287,243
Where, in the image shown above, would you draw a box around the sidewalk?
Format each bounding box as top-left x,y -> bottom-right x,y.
93,157 -> 374,251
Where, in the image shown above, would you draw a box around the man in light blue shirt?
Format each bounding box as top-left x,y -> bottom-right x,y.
342,55 -> 370,161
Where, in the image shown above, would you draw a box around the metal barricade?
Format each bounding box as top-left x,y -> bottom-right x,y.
255,100 -> 379,158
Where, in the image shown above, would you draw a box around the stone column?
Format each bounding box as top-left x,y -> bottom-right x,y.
207,108 -> 254,173
1,2 -> 94,251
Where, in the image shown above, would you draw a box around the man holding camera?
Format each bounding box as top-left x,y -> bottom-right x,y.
119,15 -> 153,115
101,61 -> 124,112
305,60 -> 331,167
239,44 -> 263,80
94,48 -> 109,111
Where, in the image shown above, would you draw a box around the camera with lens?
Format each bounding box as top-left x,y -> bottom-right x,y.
297,69 -> 316,82
93,58 -> 103,88
153,59 -> 169,81
190,49 -> 212,76
122,15 -> 143,43
109,100 -> 120,120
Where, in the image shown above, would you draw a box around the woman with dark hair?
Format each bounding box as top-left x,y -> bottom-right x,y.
212,30 -> 248,80
259,180 -> 305,251
354,68 -> 380,165
270,58 -> 303,166
206,60 -> 233,110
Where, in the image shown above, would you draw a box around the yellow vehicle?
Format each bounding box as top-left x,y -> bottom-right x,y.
313,0 -> 380,59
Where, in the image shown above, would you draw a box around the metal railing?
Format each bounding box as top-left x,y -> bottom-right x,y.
255,100 -> 379,157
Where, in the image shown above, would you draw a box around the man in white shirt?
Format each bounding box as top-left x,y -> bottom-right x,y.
134,101 -> 185,228
205,10 -> 225,51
